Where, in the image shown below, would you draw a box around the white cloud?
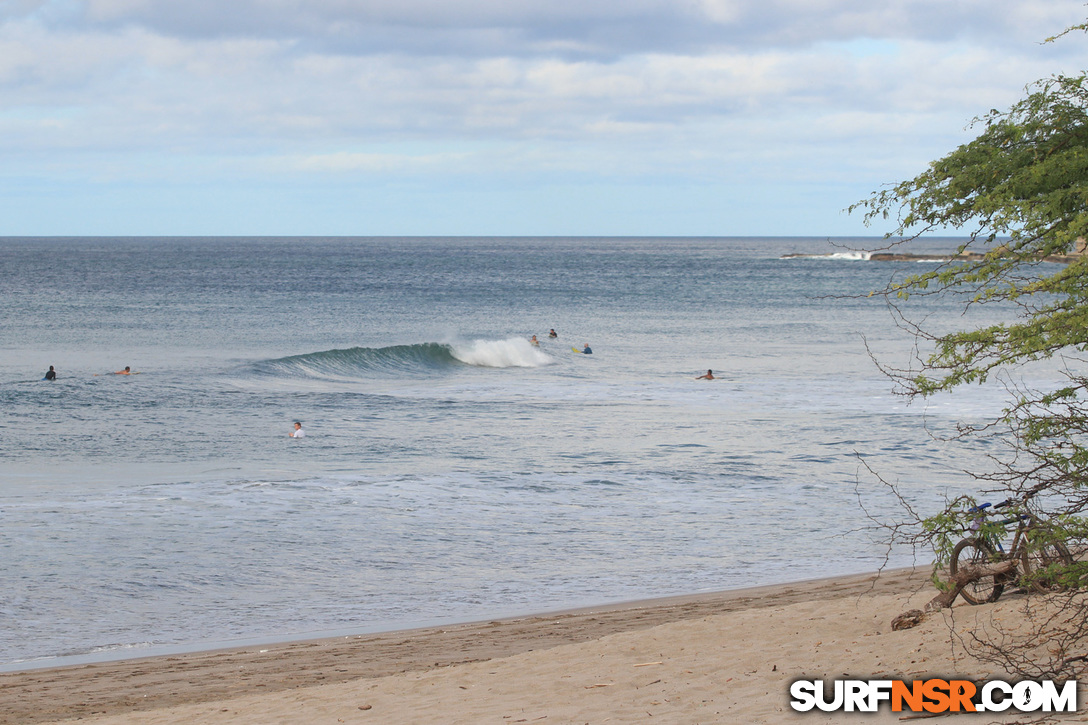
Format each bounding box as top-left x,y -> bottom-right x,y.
16,0 -> 1081,56
1,0 -> 1085,234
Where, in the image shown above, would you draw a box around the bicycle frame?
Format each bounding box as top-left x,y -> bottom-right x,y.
966,500 -> 1031,559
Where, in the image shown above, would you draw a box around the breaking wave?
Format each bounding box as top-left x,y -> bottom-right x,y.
251,338 -> 555,380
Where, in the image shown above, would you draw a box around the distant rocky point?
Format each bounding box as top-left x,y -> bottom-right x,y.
782,239 -> 1088,265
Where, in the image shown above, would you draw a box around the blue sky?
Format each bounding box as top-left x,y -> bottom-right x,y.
1,0 -> 1086,236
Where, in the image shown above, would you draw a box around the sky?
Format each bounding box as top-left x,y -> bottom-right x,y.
1,0 -> 1086,237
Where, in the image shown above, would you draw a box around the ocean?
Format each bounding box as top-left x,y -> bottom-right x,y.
0,236 -> 1025,669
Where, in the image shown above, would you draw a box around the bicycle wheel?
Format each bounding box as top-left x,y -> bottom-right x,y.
950,537 -> 1003,605
1019,531 -> 1075,593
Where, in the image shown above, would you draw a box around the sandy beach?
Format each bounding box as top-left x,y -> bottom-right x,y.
4,567 -> 1084,724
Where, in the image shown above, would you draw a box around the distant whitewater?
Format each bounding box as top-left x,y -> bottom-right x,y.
781,251 -> 873,261
251,338 -> 556,380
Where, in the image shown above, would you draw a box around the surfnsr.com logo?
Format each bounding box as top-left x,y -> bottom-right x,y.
789,678 -> 1078,714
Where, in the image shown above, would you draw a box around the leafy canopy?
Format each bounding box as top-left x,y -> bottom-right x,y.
853,72 -> 1088,398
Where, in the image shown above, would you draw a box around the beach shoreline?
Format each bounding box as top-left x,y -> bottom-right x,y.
1,566 -> 951,724
0,565 -> 916,676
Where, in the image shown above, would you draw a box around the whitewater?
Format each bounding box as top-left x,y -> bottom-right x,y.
0,236 -> 1030,669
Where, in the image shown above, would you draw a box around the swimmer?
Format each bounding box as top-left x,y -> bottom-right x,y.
289,421 -> 305,438
530,335 -> 540,346
44,365 -> 56,381
548,329 -> 558,338
696,369 -> 715,380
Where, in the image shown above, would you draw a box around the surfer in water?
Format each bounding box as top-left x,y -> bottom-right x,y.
290,421 -> 305,438
44,365 -> 56,380
114,366 -> 132,375
548,329 -> 558,338
582,343 -> 592,354
530,335 -> 540,346
696,369 -> 715,380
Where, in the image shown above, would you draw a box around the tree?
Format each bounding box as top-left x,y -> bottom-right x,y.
852,26 -> 1088,681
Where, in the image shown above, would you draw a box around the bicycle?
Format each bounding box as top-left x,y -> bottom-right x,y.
949,499 -> 1074,605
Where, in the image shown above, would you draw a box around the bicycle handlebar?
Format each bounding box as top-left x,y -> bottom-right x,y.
966,499 -> 1029,531
968,499 -> 1015,514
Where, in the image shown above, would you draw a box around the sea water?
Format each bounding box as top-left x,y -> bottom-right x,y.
0,236 -> 1032,668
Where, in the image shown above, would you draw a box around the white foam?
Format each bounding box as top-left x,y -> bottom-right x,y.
449,337 -> 556,368
826,251 -> 872,261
